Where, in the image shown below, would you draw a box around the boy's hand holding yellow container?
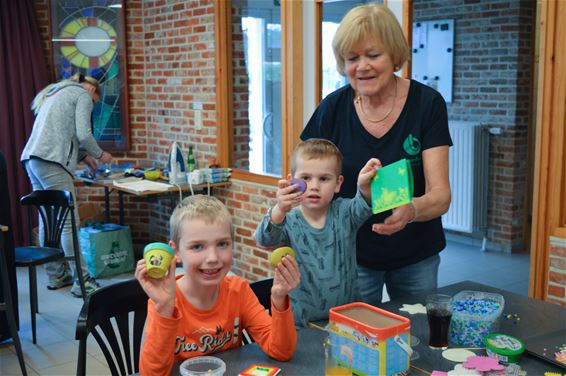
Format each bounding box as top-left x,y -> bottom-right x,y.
143,242 -> 175,278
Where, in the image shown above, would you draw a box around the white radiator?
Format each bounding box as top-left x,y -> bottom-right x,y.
442,121 -> 489,234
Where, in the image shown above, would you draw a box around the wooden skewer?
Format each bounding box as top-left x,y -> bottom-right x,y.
307,322 -> 329,332
410,364 -> 431,375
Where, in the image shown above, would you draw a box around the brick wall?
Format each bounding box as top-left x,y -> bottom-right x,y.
414,0 -> 535,252
32,0 -> 276,279
548,237 -> 566,306
33,0 -> 537,281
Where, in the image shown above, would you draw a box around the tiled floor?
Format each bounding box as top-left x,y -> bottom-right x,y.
0,240 -> 530,375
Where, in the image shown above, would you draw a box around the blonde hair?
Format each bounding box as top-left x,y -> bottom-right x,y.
169,195 -> 233,245
291,138 -> 343,176
332,3 -> 410,76
31,73 -> 100,115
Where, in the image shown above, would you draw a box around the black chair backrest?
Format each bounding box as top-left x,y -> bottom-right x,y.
250,277 -> 273,313
76,278 -> 148,376
21,190 -> 73,248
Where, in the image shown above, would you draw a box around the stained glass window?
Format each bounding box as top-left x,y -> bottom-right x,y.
50,0 -> 129,150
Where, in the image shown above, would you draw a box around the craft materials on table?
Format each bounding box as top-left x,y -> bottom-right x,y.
554,344 -> 566,365
113,178 -> 171,192
399,303 -> 427,315
442,348 -> 477,362
449,291 -> 505,347
484,333 -> 525,364
179,356 -> 225,376
328,302 -> 411,376
238,364 -> 281,376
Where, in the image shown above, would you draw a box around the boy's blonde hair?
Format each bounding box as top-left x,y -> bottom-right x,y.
169,195 -> 233,245
332,3 -> 410,76
291,138 -> 343,176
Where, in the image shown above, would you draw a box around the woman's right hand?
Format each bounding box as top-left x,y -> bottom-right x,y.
99,151 -> 113,164
135,258 -> 176,317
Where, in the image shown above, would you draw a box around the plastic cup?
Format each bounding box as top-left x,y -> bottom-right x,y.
324,338 -> 352,376
143,242 -> 174,279
179,356 -> 226,376
426,294 -> 453,349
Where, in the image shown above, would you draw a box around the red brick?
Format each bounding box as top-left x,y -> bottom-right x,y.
548,285 -> 565,298
549,271 -> 566,284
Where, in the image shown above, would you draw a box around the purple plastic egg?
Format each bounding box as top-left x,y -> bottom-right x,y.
290,178 -> 307,193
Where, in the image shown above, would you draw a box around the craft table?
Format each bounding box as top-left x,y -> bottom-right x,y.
75,175 -> 230,225
168,281 -> 565,375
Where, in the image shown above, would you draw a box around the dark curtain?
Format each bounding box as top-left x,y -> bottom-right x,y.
0,0 -> 50,246
0,150 -> 18,342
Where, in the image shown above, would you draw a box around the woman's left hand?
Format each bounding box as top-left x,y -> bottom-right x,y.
372,203 -> 415,235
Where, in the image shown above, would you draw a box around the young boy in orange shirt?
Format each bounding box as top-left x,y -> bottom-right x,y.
137,195 -> 300,375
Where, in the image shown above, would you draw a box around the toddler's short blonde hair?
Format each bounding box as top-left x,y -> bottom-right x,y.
169,195 -> 232,245
291,138 -> 343,176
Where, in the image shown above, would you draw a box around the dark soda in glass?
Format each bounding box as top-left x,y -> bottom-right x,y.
427,308 -> 452,349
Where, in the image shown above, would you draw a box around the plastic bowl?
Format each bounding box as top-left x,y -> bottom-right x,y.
179,356 -> 226,376
449,290 -> 505,347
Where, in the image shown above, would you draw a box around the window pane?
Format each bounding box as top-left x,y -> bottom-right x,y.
321,1 -> 373,99
231,0 -> 282,176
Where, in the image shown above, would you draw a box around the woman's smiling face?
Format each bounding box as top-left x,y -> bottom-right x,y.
344,39 -> 395,97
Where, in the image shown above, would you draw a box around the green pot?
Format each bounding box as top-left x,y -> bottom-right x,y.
484,333 -> 525,364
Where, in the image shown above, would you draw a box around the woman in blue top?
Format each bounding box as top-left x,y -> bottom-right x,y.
301,3 -> 452,305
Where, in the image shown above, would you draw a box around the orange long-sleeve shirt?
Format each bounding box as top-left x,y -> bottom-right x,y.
139,276 -> 297,376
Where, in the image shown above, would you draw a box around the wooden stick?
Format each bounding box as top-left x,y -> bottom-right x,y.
307,322 -> 329,332
410,364 -> 431,375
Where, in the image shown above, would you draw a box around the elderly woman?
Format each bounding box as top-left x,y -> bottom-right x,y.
301,3 -> 452,305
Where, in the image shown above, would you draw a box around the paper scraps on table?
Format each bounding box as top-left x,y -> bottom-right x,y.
448,364 -> 481,375
432,364 -> 484,376
399,303 -> 427,314
463,356 -> 505,372
442,348 -> 476,362
238,364 -> 281,376
555,344 -> 566,364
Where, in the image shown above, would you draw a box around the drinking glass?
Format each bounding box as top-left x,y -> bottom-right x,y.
425,294 -> 452,349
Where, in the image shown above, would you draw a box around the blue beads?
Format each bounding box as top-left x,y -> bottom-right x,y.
449,291 -> 505,347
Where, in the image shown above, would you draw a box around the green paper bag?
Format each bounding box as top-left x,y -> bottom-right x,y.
371,158 -> 414,214
79,224 -> 135,278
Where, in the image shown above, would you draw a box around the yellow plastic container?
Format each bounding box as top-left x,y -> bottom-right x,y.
143,242 -> 174,279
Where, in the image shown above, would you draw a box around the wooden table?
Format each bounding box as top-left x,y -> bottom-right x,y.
170,281 -> 566,375
75,175 -> 230,225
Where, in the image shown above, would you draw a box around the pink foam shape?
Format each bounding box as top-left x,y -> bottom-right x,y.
463,355 -> 505,372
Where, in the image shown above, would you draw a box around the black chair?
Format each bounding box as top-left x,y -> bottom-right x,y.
14,190 -> 87,344
243,277 -> 274,345
75,278 -> 148,376
250,277 -> 273,313
0,227 -> 27,375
